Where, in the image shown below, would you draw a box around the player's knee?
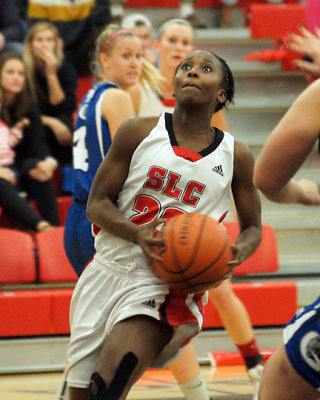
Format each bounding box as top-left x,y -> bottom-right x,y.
89,352 -> 138,400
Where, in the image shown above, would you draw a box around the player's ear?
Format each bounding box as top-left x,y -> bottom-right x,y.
99,52 -> 110,70
217,89 -> 226,104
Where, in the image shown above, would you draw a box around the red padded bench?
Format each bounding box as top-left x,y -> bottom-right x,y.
0,229 -> 36,284
35,227 -> 78,283
0,289 -> 73,336
250,4 -> 306,39
201,222 -> 297,328
0,281 -> 297,336
224,221 -> 279,275
0,223 -> 296,337
123,0 -> 299,7
203,281 -> 297,328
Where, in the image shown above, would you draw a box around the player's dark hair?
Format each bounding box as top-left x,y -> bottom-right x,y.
210,51 -> 235,112
0,52 -> 31,126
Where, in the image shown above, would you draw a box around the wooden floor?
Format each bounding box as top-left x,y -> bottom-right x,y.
0,365 -> 254,400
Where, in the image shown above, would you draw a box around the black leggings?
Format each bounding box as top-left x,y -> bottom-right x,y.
0,177 -> 43,230
0,160 -> 60,230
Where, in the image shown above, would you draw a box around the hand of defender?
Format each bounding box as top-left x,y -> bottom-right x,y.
135,218 -> 165,263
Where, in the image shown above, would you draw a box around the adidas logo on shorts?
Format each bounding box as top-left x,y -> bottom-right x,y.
212,165 -> 224,176
142,299 -> 156,308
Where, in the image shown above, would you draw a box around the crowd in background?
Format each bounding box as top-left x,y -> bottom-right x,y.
1,2 -> 320,400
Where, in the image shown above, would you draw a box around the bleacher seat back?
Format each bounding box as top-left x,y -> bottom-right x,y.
250,4 -> 306,39
76,75 -> 94,107
0,229 -> 36,283
223,221 -> 279,275
57,196 -> 73,225
35,227 -> 78,282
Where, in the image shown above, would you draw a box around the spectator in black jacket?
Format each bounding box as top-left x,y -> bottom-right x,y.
23,22 -> 77,167
0,0 -> 25,55
0,52 -> 59,231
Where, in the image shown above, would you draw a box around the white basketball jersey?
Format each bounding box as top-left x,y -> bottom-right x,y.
95,112 -> 234,270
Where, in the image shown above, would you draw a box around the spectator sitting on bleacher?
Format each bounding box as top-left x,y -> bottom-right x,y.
0,52 -> 59,231
23,22 -> 77,169
27,0 -> 112,77
0,0 -> 25,56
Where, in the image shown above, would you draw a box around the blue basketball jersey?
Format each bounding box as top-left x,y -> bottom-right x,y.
71,82 -> 117,203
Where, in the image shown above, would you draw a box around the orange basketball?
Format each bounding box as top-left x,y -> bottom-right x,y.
152,213 -> 233,293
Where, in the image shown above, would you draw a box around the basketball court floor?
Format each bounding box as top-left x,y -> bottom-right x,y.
0,365 -> 254,400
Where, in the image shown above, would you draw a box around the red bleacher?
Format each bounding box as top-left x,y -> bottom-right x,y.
0,219 -> 297,337
0,70 -> 297,338
0,229 -> 36,284
123,0 -> 299,8
35,227 -> 78,283
224,221 -> 279,275
203,281 -> 297,328
250,3 -> 306,39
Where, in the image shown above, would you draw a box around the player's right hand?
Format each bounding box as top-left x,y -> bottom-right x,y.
135,218 -> 165,262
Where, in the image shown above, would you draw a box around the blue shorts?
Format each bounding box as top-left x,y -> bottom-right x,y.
64,201 -> 95,277
284,296 -> 320,390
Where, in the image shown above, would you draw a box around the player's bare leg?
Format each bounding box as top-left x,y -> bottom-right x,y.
259,344 -> 320,400
69,315 -> 173,400
209,279 -> 263,399
169,343 -> 210,400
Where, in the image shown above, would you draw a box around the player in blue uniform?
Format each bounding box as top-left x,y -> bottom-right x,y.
254,79 -> 320,399
64,25 -> 160,276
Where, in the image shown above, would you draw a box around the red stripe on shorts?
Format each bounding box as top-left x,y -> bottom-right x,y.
159,289 -> 205,327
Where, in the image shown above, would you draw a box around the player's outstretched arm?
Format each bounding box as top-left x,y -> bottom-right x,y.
230,141 -> 262,267
254,79 -> 320,205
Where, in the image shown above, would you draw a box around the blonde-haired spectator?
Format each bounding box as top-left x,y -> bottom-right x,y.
23,22 -> 77,168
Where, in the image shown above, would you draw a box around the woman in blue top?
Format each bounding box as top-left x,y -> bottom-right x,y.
64,24 -> 160,276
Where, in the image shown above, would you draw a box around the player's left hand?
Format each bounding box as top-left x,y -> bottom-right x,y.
228,243 -> 251,268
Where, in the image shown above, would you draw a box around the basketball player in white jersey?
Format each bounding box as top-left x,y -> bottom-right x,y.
135,17 -> 266,399
64,50 -> 262,400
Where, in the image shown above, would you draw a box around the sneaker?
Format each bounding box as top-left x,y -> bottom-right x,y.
248,363 -> 264,400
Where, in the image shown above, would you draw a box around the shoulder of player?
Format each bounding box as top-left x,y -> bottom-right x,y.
118,116 -> 159,138
113,116 -> 159,153
102,87 -> 132,106
233,140 -> 254,168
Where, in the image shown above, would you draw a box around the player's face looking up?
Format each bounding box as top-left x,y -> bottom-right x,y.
173,50 -> 227,111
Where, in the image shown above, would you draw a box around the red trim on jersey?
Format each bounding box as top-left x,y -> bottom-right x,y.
219,210 -> 228,223
92,224 -> 101,236
172,146 -> 204,162
161,98 -> 176,108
